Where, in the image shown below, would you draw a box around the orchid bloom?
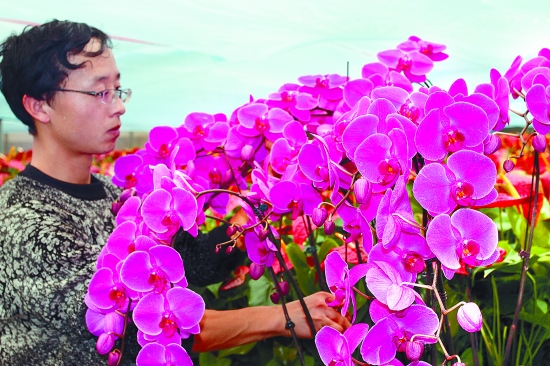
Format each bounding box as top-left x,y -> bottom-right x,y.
324,251 -> 369,321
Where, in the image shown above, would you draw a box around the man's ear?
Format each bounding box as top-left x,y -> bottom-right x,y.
22,95 -> 51,124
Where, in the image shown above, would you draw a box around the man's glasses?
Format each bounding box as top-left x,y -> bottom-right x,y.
52,88 -> 132,105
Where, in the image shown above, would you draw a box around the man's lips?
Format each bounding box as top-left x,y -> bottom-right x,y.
108,125 -> 121,139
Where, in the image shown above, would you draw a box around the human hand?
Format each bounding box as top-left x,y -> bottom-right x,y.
283,291 -> 351,338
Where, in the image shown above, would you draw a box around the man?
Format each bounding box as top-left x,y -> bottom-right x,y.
0,20 -> 349,365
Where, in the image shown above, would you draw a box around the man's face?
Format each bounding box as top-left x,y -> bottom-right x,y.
44,38 -> 125,156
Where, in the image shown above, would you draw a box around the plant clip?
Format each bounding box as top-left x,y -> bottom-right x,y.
258,203 -> 269,213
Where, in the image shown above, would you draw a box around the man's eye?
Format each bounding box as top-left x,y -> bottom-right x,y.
97,91 -> 106,98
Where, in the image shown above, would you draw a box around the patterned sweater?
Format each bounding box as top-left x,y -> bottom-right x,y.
0,165 -> 244,365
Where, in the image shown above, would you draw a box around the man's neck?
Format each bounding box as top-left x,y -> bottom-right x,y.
30,139 -> 93,184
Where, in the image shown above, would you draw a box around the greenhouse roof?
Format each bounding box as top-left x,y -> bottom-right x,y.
1,0 -> 549,133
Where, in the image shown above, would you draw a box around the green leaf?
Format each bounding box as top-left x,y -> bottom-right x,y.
199,352 -> 231,366
248,274 -> 274,306
292,355 -> 314,366
480,207 -> 511,232
539,197 -> 550,221
506,206 -> 550,249
286,243 -> 308,271
318,237 -> 339,261
519,311 -> 550,329
217,358 -> 231,366
218,342 -> 257,358
537,299 -> 548,314
273,341 -> 297,365
460,346 -> 483,366
206,282 -> 222,299
286,243 -> 317,295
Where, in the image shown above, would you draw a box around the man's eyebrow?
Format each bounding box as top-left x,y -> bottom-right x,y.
92,73 -> 121,84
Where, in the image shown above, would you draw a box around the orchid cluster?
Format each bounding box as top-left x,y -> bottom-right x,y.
85,35 -> 550,365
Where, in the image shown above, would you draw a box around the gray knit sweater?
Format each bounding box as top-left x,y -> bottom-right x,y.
0,165 -> 243,365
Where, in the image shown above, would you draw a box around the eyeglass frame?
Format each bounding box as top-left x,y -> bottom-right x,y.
51,88 -> 132,105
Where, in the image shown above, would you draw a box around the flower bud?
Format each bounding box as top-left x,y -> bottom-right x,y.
119,188 -> 135,203
457,302 -> 483,332
108,349 -> 121,366
270,292 -> 280,304
278,281 -> 290,296
324,220 -> 335,235
249,262 -> 265,280
226,245 -> 234,254
111,201 -> 122,215
503,159 -> 515,172
532,134 -> 547,153
226,225 -> 237,237
483,134 -> 502,155
241,144 -> 255,161
353,178 -> 371,204
312,207 -> 328,226
258,228 -> 269,241
222,170 -> 233,185
96,333 -> 115,355
405,340 -> 424,361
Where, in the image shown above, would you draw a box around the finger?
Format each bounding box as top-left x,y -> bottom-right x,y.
324,306 -> 351,330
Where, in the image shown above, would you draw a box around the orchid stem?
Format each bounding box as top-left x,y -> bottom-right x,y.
236,195 -> 317,339
205,214 -> 231,225
117,299 -> 132,366
509,108 -> 526,117
352,286 -> 373,300
303,215 -> 328,292
503,151 -> 540,365
200,189 -> 318,341
268,267 -> 306,366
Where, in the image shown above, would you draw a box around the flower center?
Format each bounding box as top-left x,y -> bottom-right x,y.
460,239 -> 480,258
393,333 -> 408,351
403,253 -> 426,273
451,180 -> 474,204
108,286 -> 127,308
124,173 -> 137,188
315,77 -> 329,88
148,270 -> 168,293
399,102 -> 421,123
209,168 -> 222,184
443,129 -> 465,152
378,158 -> 401,184
193,125 -> 206,137
159,314 -> 178,337
397,56 -> 412,72
161,214 -> 180,233
158,143 -> 171,158
255,117 -> 270,132
280,91 -> 294,103
288,200 -> 303,220
421,44 -> 433,55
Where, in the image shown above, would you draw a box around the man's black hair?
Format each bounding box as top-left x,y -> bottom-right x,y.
0,19 -> 112,135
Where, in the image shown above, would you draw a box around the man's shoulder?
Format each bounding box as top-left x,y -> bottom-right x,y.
93,173 -> 122,200
0,174 -> 39,208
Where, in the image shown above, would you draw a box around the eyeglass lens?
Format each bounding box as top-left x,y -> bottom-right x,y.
100,89 -> 131,104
